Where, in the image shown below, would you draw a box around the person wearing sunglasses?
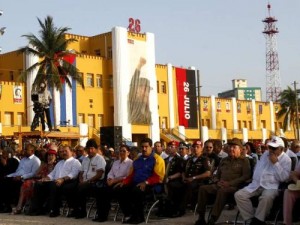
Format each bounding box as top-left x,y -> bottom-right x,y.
235,136 -> 291,225
203,140 -> 220,171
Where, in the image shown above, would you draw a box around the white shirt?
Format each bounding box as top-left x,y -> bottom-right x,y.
107,157 -> 132,180
245,150 -> 291,192
81,154 -> 106,181
182,154 -> 189,160
159,151 -> 169,160
7,154 -> 41,179
48,157 -> 81,180
286,149 -> 298,165
38,89 -> 52,108
218,150 -> 228,159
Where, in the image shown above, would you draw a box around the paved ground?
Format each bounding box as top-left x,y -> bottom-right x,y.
0,207 -> 239,225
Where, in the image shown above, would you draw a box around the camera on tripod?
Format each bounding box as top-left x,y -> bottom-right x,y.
31,93 -> 44,113
31,93 -> 39,102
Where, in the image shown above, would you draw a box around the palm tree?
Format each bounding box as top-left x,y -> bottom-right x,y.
19,15 -> 84,129
276,86 -> 300,138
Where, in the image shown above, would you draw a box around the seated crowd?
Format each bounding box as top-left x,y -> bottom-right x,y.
0,136 -> 299,225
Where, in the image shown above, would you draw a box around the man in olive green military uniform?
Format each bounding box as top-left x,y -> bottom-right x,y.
180,140 -> 212,214
194,138 -> 251,225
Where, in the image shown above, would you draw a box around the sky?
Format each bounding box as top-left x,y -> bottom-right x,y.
1,0 -> 300,101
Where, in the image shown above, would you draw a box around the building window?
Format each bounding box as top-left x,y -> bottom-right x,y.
10,71 -> 14,81
86,73 -> 94,87
206,119 -> 210,129
107,47 -> 112,59
78,113 -> 84,124
109,75 -> 113,88
17,113 -> 24,126
161,117 -> 168,129
98,114 -> 104,129
88,114 -> 95,127
94,49 -> 101,56
248,121 -> 252,130
243,121 -> 247,128
278,122 -> 283,129
238,120 -> 242,130
157,81 -> 160,93
161,81 -> 167,94
96,74 -> 103,88
261,120 -> 266,129
4,112 -> 13,126
222,120 -> 227,128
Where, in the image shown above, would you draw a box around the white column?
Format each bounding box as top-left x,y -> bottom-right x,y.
262,128 -> 267,143
53,89 -> 60,128
112,27 -> 131,140
269,101 -> 275,133
65,76 -> 73,125
252,100 -> 257,130
79,123 -> 88,146
167,63 -> 175,129
202,126 -> 209,143
211,95 -> 216,129
221,127 -> 227,143
232,98 -> 238,131
145,32 -> 159,143
242,128 -> 248,143
178,125 -> 186,140
25,50 -> 38,126
279,129 -> 285,137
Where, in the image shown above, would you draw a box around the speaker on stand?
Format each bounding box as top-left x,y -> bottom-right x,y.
100,126 -> 123,150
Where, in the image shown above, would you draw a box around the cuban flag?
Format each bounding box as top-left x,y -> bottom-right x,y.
51,54 -> 77,127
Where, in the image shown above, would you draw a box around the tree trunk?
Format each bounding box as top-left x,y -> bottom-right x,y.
52,88 -> 58,130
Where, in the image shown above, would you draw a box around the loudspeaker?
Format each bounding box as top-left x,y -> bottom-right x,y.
100,126 -> 123,149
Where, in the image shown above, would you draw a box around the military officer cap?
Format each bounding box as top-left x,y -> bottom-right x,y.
168,140 -> 179,147
179,142 -> 189,149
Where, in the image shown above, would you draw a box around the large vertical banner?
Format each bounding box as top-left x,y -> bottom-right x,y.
176,68 -> 198,128
127,38 -> 151,125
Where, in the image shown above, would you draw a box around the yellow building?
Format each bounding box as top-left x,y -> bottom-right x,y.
0,27 -> 296,147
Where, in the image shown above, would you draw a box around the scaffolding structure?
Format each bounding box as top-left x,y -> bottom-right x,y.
262,3 -> 281,102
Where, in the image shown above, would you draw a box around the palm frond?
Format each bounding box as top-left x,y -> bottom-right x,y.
20,16 -> 84,92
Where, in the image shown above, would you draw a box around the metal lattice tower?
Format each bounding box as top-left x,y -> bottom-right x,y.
262,3 -> 281,102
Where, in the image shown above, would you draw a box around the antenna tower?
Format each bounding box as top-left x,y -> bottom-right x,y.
262,3 -> 281,102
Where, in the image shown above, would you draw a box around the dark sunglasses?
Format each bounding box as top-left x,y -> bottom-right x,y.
268,146 -> 278,151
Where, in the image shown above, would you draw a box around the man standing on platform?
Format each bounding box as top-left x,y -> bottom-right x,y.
38,82 -> 52,131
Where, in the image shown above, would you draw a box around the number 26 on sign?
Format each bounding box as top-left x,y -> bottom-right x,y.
128,18 -> 141,33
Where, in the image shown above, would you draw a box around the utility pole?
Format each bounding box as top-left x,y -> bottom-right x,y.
197,70 -> 202,141
294,81 -> 300,140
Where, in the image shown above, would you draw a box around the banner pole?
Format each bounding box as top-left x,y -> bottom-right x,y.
197,70 -> 202,141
